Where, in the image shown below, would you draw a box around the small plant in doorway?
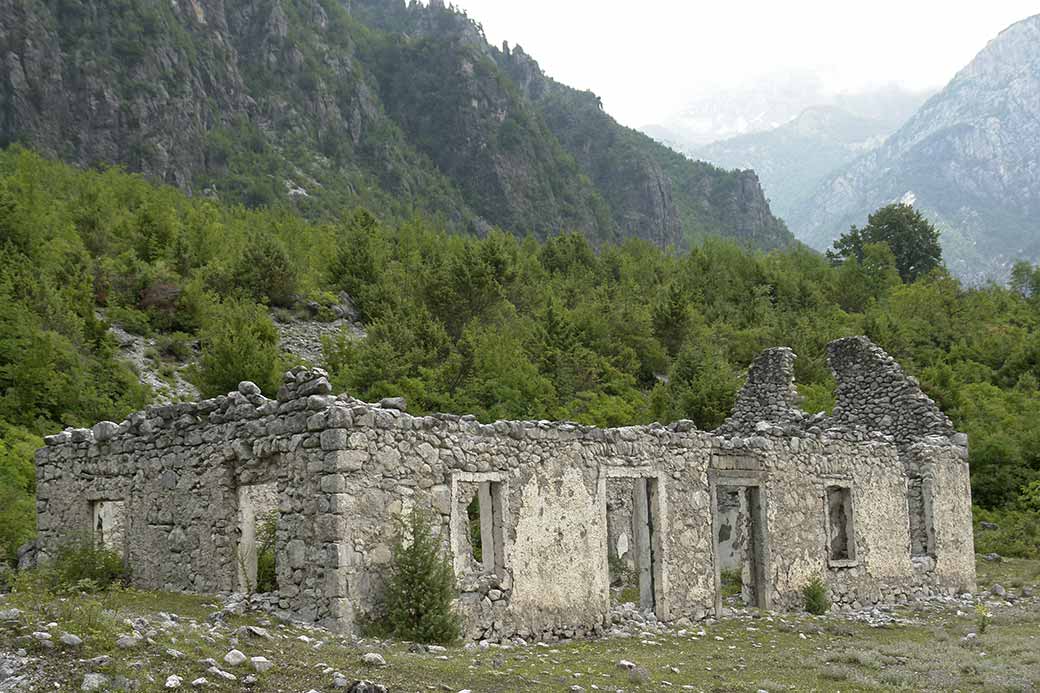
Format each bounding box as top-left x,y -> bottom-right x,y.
382,509 -> 461,644
255,510 -> 279,593
719,568 -> 743,598
802,576 -> 831,615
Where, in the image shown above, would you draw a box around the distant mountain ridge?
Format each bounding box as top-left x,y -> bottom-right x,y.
695,105 -> 895,222
784,15 -> 1040,281
644,77 -> 930,151
0,0 -> 794,250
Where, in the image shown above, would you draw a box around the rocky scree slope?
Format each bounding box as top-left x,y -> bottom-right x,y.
785,14 -> 1040,281
0,0 -> 794,250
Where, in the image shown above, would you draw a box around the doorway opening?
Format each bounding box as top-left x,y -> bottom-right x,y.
714,484 -> 767,609
237,482 -> 279,593
605,476 -> 659,612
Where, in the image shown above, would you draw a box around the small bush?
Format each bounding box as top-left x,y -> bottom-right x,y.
48,535 -> 127,591
719,568 -> 743,598
382,509 -> 461,644
803,576 -> 831,615
156,332 -> 196,361
975,602 -> 991,634
106,305 -> 154,337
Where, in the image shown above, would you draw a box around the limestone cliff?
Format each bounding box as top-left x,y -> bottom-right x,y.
0,0 -> 794,249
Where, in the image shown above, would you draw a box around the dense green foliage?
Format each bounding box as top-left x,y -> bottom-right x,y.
0,148 -> 1038,565
827,203 -> 944,283
382,510 -> 461,644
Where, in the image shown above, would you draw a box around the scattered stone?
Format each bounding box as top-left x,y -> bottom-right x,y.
242,675 -> 258,687
979,521 -> 999,530
0,609 -> 21,622
60,632 -> 83,647
346,683 -> 387,693
617,660 -> 637,670
224,649 -> 247,667
991,584 -> 1007,598
206,666 -> 236,682
116,635 -> 141,649
81,673 -> 110,691
31,631 -> 51,641
167,649 -> 186,659
191,678 -> 208,688
238,625 -> 271,639
165,675 -> 183,688
361,653 -> 386,667
84,656 -> 111,667
251,656 -> 273,673
984,553 -> 1003,563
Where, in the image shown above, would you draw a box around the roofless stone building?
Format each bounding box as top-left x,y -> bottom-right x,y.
34,336 -> 975,641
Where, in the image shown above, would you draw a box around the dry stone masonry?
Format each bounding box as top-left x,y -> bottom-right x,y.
34,336 -> 975,641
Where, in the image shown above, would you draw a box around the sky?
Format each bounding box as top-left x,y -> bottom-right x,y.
444,1 -> 1039,128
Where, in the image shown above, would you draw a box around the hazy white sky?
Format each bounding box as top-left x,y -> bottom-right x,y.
445,1 -> 1039,127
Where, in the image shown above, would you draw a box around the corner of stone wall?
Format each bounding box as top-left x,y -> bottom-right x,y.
716,347 -> 805,435
827,336 -> 955,444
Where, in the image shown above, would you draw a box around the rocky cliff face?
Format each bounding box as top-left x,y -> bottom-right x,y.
0,0 -> 793,250
785,15 -> 1040,281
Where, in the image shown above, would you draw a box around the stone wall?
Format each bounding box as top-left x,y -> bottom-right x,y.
34,337 -> 977,640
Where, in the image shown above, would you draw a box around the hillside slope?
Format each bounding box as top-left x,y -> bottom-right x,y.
0,0 -> 793,249
785,15 -> 1040,281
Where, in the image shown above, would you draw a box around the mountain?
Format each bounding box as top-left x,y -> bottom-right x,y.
785,15 -> 1040,281
694,105 -> 898,222
0,0 -> 793,250
643,74 -> 929,151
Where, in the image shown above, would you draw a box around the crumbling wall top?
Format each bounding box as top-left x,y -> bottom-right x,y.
716,347 -> 805,436
828,336 -> 955,444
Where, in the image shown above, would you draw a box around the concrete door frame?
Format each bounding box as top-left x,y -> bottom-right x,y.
709,469 -> 771,614
598,467 -> 669,621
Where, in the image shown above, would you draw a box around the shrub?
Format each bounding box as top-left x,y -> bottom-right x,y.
48,534 -> 127,591
382,509 -> 461,644
973,505 -> 1040,559
232,235 -> 299,308
191,296 -> 284,397
719,568 -> 743,598
156,332 -> 196,361
803,576 -> 831,615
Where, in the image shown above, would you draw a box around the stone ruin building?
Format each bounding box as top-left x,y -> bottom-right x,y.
33,336 -> 976,641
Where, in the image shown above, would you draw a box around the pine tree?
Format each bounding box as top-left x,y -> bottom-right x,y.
383,510 -> 461,644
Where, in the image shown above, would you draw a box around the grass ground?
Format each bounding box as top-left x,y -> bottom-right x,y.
1,558 -> 1038,692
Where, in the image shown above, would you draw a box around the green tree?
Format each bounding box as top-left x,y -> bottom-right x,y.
828,204 -> 943,283
382,510 -> 461,644
193,296 -> 283,397
232,234 -> 299,308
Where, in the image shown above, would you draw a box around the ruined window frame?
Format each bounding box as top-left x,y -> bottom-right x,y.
824,482 -> 858,568
450,471 -> 508,579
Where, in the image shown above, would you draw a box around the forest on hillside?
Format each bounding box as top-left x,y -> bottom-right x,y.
0,148 -> 1037,566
